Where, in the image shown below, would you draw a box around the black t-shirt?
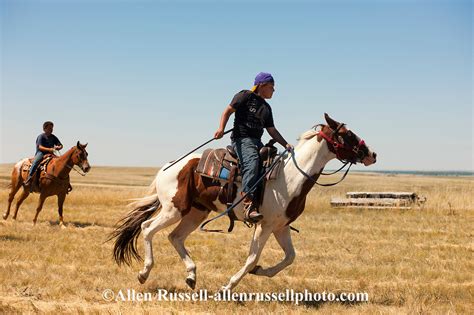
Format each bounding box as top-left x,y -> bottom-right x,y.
230,90 -> 274,140
35,133 -> 62,154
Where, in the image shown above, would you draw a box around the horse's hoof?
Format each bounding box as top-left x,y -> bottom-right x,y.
2,214 -> 8,220
137,273 -> 147,284
60,223 -> 67,229
249,265 -> 262,275
185,277 -> 196,290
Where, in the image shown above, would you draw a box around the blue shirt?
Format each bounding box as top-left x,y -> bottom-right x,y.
35,133 -> 62,154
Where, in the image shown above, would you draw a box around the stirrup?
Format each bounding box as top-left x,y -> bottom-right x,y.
244,204 -> 263,223
23,178 -> 32,187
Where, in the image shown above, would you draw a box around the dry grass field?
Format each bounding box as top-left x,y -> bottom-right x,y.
0,164 -> 472,314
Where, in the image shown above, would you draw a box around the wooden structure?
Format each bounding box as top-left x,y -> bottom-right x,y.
330,192 -> 426,209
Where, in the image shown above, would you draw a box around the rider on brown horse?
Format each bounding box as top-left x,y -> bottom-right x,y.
24,121 -> 63,187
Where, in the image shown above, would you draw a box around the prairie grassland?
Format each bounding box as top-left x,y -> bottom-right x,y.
0,164 -> 472,314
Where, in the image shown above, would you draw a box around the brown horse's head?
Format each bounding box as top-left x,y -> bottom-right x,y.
322,113 -> 377,166
72,141 -> 91,173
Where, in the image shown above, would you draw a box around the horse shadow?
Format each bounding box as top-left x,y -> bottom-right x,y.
300,298 -> 366,309
0,235 -> 25,242
46,220 -> 98,228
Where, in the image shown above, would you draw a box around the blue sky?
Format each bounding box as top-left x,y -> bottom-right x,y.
1,0 -> 472,171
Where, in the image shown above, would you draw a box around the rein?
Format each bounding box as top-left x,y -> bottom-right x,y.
320,161 -> 349,175
289,149 -> 353,187
66,164 -> 87,176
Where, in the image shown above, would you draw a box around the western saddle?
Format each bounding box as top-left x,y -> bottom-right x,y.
195,141 -> 281,207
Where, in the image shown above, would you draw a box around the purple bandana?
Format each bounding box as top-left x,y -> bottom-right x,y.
254,72 -> 274,85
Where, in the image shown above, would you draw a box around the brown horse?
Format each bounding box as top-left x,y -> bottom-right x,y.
3,142 -> 91,226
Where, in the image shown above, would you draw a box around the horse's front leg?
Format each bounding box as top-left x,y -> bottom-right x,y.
32,193 -> 47,226
57,193 -> 66,227
250,226 -> 296,277
221,224 -> 272,292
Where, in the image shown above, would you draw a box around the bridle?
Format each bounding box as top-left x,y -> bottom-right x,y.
315,123 -> 367,163
289,123 -> 368,187
65,147 -> 89,176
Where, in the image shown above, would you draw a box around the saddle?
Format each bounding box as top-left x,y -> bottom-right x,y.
21,154 -> 56,193
196,141 -> 282,205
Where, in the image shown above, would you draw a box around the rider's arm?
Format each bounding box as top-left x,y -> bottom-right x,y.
53,135 -> 63,150
54,143 -> 63,150
38,145 -> 55,154
214,105 -> 235,139
266,127 -> 291,149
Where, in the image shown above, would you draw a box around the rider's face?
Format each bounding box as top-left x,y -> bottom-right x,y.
258,83 -> 275,99
44,125 -> 53,135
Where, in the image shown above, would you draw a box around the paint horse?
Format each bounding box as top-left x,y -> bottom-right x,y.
110,114 -> 376,291
3,142 -> 91,226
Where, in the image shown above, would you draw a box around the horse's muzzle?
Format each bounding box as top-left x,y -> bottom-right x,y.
82,163 -> 91,173
362,152 -> 377,166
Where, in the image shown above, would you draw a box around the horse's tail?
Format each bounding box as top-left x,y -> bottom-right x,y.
8,159 -> 27,189
108,177 -> 161,266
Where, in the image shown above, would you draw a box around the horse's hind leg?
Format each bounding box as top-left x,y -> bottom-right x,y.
3,175 -> 22,220
138,204 -> 181,284
12,188 -> 31,220
168,207 -> 210,289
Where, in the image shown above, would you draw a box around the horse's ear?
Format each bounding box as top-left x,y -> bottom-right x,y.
76,141 -> 87,149
324,113 -> 340,129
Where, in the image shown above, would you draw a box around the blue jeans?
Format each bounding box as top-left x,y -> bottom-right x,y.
28,151 -> 44,178
232,138 -> 263,200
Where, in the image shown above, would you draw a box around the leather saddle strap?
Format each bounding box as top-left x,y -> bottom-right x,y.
226,165 -> 238,232
227,166 -> 238,205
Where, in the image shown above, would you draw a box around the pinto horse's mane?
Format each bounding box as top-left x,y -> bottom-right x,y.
295,127 -> 321,149
298,129 -> 319,141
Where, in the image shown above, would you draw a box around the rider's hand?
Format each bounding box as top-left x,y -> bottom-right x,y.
285,143 -> 294,151
214,129 -> 224,139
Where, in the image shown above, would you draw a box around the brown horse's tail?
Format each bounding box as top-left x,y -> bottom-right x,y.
108,177 -> 161,266
8,159 -> 27,189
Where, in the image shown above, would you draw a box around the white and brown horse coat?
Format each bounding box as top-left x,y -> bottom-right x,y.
110,115 -> 376,291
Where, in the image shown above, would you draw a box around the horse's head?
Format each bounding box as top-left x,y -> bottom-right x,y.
72,141 -> 91,173
320,113 -> 377,166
